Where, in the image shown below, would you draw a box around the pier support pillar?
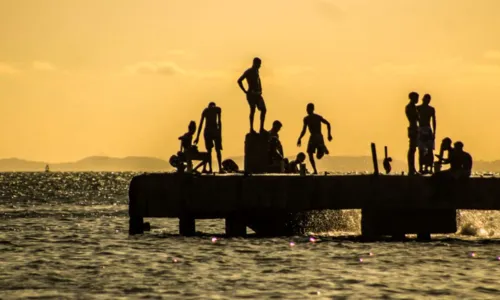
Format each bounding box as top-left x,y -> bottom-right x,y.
129,216 -> 144,235
361,208 -> 457,239
179,217 -> 196,236
244,133 -> 270,174
225,215 -> 247,237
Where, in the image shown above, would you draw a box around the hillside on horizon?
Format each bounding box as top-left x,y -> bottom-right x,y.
1,155 -> 500,173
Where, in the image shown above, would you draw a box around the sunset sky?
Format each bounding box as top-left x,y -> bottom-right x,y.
1,0 -> 500,163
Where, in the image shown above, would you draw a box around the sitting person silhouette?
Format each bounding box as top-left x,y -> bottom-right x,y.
297,103 -> 333,174
434,140 -> 472,179
175,121 -> 210,173
448,141 -> 473,178
434,137 -> 453,172
286,152 -> 307,173
267,120 -> 285,172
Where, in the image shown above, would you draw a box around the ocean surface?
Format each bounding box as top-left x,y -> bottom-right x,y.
1,172 -> 500,299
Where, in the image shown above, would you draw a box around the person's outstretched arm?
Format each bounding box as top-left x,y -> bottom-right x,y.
237,70 -> 248,94
194,111 -> 205,144
321,117 -> 333,141
297,118 -> 307,146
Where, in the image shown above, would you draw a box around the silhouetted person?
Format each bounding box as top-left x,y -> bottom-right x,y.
194,102 -> 222,173
268,120 -> 284,165
237,57 -> 266,134
435,140 -> 472,176
448,141 -> 473,178
221,159 -> 239,173
287,152 -> 307,173
417,94 -> 436,174
178,121 -> 197,171
406,92 -> 419,175
297,103 -> 333,174
434,137 -> 452,172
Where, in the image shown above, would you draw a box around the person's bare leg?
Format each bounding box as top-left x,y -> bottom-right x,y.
207,149 -> 213,173
216,149 -> 223,173
259,108 -> 267,133
408,146 -> 416,175
308,152 -> 317,174
418,148 -> 425,173
249,106 -> 256,133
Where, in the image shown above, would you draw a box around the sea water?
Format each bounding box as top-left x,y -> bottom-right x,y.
1,172 -> 499,299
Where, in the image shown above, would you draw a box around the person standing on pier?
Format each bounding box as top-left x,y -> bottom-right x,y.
297,103 -> 333,175
406,92 -> 420,175
194,102 -> 223,173
417,94 -> 437,174
237,57 -> 267,134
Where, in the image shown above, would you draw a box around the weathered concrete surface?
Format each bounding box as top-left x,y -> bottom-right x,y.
129,173 -> 500,218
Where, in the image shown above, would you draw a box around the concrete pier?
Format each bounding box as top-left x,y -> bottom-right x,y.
128,172 -> 500,237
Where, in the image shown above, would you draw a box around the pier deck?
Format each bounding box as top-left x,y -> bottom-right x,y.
128,173 -> 500,237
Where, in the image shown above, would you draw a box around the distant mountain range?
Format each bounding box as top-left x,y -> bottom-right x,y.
1,155 -> 499,172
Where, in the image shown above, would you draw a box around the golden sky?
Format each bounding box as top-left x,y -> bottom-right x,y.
1,0 -> 500,163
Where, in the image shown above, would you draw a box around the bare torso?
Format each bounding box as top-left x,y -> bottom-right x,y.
203,107 -> 220,131
305,114 -> 323,135
244,68 -> 262,93
417,105 -> 435,127
405,103 -> 418,128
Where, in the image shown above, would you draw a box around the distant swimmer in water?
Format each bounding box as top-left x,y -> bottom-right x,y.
406,92 -> 419,175
237,57 -> 266,134
297,103 -> 333,175
194,102 -> 223,173
417,94 -> 436,174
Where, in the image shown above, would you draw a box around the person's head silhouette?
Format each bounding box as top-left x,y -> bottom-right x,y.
442,137 -> 452,150
296,152 -> 306,163
252,57 -> 261,69
272,120 -> 282,132
208,102 -> 216,108
422,94 -> 431,105
409,92 -> 419,104
306,103 -> 315,115
188,121 -> 196,134
454,141 -> 464,152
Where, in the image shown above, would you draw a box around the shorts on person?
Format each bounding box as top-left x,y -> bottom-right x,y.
204,129 -> 222,151
246,91 -> 266,111
418,126 -> 434,151
307,134 -> 328,158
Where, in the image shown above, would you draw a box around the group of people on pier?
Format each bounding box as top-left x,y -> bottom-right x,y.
406,92 -> 473,178
171,57 -> 472,177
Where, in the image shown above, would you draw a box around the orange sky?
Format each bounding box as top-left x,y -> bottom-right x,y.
1,0 -> 500,163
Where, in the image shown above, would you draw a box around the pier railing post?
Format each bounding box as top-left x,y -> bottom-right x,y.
371,143 -> 379,175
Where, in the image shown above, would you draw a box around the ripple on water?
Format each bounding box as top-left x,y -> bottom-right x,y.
1,172 -> 500,298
